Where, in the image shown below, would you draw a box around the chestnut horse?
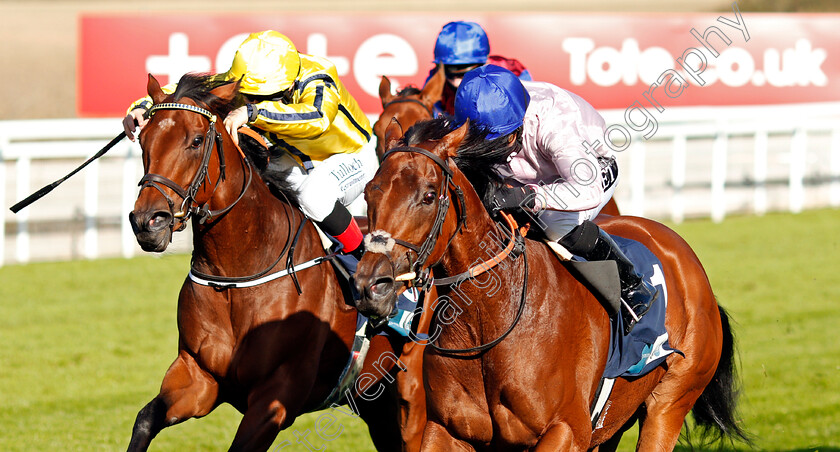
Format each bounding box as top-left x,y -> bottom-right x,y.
371,70 -> 619,450
126,73 -> 409,451
373,68 -> 445,162
354,118 -> 748,450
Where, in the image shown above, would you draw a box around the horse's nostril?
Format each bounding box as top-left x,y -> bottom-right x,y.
148,211 -> 173,231
370,277 -> 395,296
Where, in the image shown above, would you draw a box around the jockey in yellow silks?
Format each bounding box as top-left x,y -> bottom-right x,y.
123,30 -> 377,259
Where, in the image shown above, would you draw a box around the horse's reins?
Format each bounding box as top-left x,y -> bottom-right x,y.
141,102 -> 324,292
378,146 -> 467,288
430,249 -> 529,356
141,102 -> 253,230
373,146 -> 529,355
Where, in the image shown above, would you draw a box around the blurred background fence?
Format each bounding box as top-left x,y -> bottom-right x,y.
3,5 -> 840,266
4,101 -> 839,266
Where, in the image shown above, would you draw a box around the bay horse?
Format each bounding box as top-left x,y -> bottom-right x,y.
126,73 -> 410,451
353,118 -> 749,450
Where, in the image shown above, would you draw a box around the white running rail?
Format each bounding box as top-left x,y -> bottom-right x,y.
3,103 -> 840,266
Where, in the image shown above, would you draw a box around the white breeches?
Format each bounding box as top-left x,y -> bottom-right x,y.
271,139 -> 378,221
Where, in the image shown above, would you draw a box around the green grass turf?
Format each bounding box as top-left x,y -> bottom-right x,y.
0,208 -> 838,451
662,208 -> 840,452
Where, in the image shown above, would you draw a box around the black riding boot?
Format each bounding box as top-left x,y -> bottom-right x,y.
559,220 -> 659,335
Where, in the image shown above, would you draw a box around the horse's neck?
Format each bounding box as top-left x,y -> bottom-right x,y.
437,172 -> 509,281
429,171 -> 536,354
190,160 -> 304,275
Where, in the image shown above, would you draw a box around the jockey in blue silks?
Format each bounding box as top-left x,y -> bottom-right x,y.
426,21 -> 532,117
453,65 -> 658,334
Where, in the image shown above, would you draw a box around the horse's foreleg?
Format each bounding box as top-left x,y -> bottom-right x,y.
533,422 -> 589,452
227,397 -> 286,452
420,420 -> 475,452
227,367 -> 315,452
126,397 -> 167,452
126,350 -> 219,452
356,379 -> 404,451
396,343 -> 427,452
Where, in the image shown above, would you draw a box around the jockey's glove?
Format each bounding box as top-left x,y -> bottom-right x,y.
493,186 -> 536,212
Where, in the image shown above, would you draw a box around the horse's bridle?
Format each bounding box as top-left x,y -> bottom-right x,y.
373,145 -> 529,355
139,102 -> 252,231
376,145 -> 466,288
381,97 -> 434,117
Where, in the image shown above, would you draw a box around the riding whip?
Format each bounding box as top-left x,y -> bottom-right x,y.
9,131 -> 127,213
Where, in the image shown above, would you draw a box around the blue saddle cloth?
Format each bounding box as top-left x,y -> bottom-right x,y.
586,235 -> 680,378
334,235 -> 677,377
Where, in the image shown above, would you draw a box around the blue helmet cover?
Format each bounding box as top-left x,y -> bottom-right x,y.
454,65 -> 531,139
433,21 -> 490,65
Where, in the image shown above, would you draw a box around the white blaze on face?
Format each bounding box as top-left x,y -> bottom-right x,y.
364,230 -> 396,254
156,118 -> 176,131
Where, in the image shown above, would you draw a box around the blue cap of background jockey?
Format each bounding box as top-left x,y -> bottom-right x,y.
433,21 -> 490,65
454,65 -> 531,140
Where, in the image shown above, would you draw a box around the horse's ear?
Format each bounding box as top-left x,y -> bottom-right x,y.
147,74 -> 167,104
379,76 -> 394,107
436,119 -> 469,158
420,64 -> 445,108
209,79 -> 240,104
384,118 -> 403,151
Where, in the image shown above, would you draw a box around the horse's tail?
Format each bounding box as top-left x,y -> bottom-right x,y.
689,304 -> 753,446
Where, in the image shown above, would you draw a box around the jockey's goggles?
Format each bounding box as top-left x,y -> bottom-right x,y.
444,64 -> 482,79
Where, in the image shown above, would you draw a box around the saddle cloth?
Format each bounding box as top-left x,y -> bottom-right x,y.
330,226 -> 677,378
569,235 -> 680,378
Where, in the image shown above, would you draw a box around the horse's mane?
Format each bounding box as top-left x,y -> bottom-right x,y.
396,85 -> 422,97
171,73 -> 242,119
237,136 -> 300,205
171,73 -> 299,204
402,117 -> 519,211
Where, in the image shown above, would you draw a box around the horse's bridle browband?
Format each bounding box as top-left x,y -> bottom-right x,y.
150,102 -> 218,124
141,102 -> 253,229
382,97 -> 434,117
380,145 -> 467,287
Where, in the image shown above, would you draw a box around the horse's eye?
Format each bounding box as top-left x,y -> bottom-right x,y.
191,136 -> 204,149
422,191 -> 436,205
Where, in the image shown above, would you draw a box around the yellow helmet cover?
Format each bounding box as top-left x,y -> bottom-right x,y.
226,30 -> 301,95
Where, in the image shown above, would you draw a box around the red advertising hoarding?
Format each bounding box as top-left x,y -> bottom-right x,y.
79,11 -> 840,117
